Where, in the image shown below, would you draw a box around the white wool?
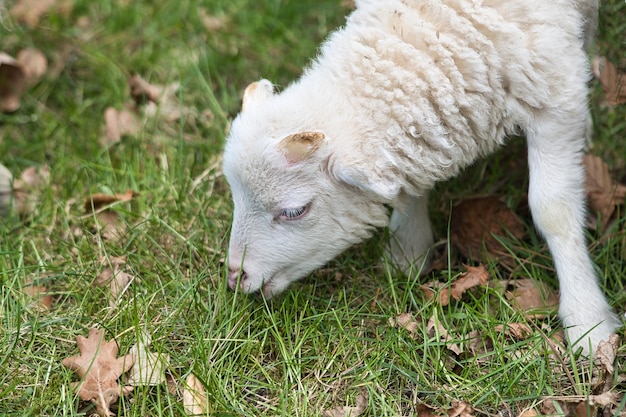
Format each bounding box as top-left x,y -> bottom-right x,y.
223,0 -> 620,355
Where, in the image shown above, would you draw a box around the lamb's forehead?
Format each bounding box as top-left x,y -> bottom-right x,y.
224,138 -> 315,208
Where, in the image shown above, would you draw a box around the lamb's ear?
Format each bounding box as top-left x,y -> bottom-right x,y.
328,155 -> 401,203
242,79 -> 274,112
278,132 -> 326,164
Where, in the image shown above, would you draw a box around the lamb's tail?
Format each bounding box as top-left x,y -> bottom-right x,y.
578,0 -> 599,51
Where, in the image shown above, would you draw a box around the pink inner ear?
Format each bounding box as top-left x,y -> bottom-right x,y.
278,132 -> 326,164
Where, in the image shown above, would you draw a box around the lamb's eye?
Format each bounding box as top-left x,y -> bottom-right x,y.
279,205 -> 309,220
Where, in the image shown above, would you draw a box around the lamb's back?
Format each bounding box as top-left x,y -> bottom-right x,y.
306,0 -> 588,191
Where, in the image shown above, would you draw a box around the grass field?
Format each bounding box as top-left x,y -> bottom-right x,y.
1,0 -> 625,416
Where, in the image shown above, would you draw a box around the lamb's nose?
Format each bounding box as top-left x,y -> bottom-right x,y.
228,267 -> 247,290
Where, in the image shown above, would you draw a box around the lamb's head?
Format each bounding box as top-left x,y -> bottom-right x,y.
223,80 -> 390,298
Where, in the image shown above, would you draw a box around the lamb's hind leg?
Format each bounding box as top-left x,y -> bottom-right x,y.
526,112 -> 621,355
387,192 -> 434,276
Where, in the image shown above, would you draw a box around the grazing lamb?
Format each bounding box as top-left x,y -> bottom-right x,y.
223,0 -> 621,354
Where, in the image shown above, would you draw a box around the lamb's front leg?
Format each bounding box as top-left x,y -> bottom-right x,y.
527,112 -> 621,355
387,192 -> 434,276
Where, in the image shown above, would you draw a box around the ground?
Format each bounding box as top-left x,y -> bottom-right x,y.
0,0 -> 625,416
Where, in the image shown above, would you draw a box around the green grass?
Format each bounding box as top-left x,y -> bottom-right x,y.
1,0 -> 625,416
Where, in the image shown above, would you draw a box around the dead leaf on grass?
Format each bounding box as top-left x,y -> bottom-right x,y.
389,312 -> 420,338
583,154 -> 626,230
17,48 -> 48,86
126,333 -> 169,387
102,105 -> 142,147
128,74 -> 184,122
10,0 -> 73,28
494,323 -> 532,340
450,196 -> 525,266
85,190 -> 137,240
322,388 -> 368,417
183,374 -> 209,415
22,280 -> 53,310
0,52 -> 26,112
593,56 -> 626,106
62,328 -> 135,417
421,265 -> 489,306
95,255 -> 138,307
198,8 -> 229,31
594,333 -> 619,375
448,400 -> 475,417
13,165 -> 51,217
505,279 -> 559,319
427,315 -> 462,355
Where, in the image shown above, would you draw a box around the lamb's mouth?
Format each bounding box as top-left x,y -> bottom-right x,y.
227,272 -> 274,297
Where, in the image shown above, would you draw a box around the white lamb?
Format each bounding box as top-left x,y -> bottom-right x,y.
223,0 -> 621,355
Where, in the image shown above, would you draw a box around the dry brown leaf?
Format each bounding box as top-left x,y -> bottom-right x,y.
128,74 -> 164,104
85,190 -> 137,240
198,8 -> 229,31
17,48 -> 47,86
183,374 -> 209,415
518,409 -> 538,417
10,0 -> 73,27
389,312 -> 420,338
62,328 -> 135,417
322,389 -> 368,417
594,334 -> 619,375
126,333 -> 169,387
427,315 -> 462,355
13,165 -> 50,217
593,56 -> 626,106
0,52 -> 26,113
85,190 -> 136,212
494,323 -> 532,340
505,279 -> 559,319
450,196 -> 525,265
95,258 -> 136,307
421,265 -> 489,306
102,105 -> 142,147
583,154 -> 626,230
22,281 -> 53,311
448,400 -> 474,417
128,74 -> 184,122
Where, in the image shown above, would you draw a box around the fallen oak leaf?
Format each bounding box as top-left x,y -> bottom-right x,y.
85,190 -> 138,240
17,48 -> 47,86
95,256 -> 138,307
448,400 -> 475,417
427,315 -> 462,355
593,56 -> 626,106
389,312 -> 420,339
594,333 -> 619,375
10,0 -> 73,28
62,328 -> 135,417
505,279 -> 559,319
322,388 -> 368,417
101,105 -> 142,147
22,280 -> 53,311
128,74 -> 184,122
421,264 -> 489,307
183,374 -> 209,415
583,154 -> 626,230
126,332 -> 169,387
450,196 -> 525,266
12,165 -> 51,217
494,323 -> 532,340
